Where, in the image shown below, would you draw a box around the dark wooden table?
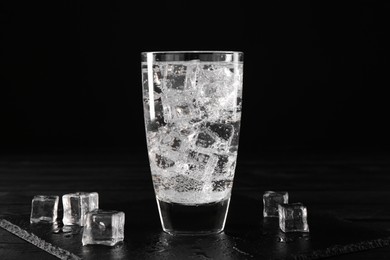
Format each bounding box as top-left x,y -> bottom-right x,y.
1,152 -> 390,259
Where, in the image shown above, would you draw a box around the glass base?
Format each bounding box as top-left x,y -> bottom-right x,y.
156,197 -> 231,236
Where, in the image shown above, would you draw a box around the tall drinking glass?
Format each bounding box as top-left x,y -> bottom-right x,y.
141,51 -> 244,235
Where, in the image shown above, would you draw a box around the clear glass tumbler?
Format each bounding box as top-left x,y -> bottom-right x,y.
141,51 -> 244,235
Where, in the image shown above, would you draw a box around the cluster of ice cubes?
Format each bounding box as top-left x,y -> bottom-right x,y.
30,192 -> 125,246
142,61 -> 243,205
262,191 -> 309,233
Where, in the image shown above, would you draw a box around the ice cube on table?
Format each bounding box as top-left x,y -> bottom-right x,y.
30,195 -> 59,224
278,203 -> 310,233
82,209 -> 125,246
263,191 -> 289,217
62,192 -> 99,226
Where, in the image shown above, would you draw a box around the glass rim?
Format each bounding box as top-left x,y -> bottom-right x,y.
141,50 -> 243,55
141,51 -> 243,62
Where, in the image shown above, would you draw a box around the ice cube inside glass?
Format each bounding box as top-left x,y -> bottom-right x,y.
30,195 -> 59,223
278,203 -> 309,233
62,192 -> 99,226
82,209 -> 125,246
263,191 -> 289,217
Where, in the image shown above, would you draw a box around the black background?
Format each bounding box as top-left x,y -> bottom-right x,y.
1,1 -> 389,157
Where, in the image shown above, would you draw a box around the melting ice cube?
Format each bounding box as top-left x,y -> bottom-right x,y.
206,122 -> 234,142
278,203 -> 310,233
161,132 -> 182,152
195,131 -> 216,148
82,209 -> 125,246
263,191 -> 289,218
162,98 -> 201,123
155,154 -> 175,169
212,154 -> 235,178
164,64 -> 187,90
30,195 -> 59,224
62,192 -> 99,226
